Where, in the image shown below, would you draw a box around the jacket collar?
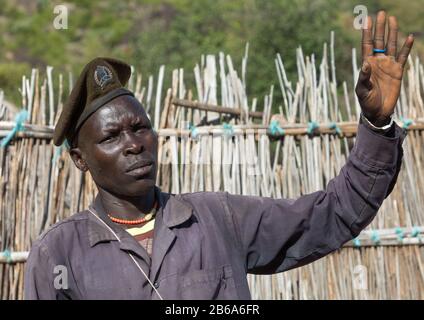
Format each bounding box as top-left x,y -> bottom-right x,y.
87,186 -> 193,248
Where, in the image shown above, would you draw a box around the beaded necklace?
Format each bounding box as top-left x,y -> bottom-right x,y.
108,200 -> 158,225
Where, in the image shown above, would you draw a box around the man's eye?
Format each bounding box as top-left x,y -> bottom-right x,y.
134,124 -> 147,132
101,135 -> 116,143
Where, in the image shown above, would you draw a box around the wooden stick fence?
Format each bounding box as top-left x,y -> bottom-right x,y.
1,37 -> 424,299
171,98 -> 264,119
2,120 -> 423,140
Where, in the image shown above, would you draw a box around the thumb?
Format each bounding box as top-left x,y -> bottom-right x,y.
358,61 -> 372,90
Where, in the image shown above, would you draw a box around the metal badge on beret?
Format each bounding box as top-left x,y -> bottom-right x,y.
94,65 -> 113,89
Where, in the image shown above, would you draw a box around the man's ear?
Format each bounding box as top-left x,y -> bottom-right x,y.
69,148 -> 88,172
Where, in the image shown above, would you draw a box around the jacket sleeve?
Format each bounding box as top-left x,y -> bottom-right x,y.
222,121 -> 406,274
24,241 -> 57,300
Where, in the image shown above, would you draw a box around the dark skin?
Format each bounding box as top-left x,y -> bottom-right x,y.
69,95 -> 159,220
356,11 -> 414,126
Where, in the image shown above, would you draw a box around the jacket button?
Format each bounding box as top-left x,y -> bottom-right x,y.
154,282 -> 159,288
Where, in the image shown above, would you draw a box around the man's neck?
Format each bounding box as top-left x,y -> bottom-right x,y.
98,187 -> 156,220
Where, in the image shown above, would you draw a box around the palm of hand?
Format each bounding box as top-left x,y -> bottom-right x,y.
361,56 -> 404,119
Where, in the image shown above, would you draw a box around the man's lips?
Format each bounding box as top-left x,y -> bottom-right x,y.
126,164 -> 153,177
126,160 -> 154,173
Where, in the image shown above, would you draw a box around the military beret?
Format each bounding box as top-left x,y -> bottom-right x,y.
53,57 -> 134,146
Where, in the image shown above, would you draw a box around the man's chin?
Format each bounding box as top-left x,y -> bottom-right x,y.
128,179 -> 156,196
97,175 -> 157,198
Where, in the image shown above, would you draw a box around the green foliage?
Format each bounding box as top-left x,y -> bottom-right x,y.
0,0 -> 422,110
0,62 -> 30,106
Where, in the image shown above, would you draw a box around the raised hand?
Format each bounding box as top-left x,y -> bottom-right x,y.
355,10 -> 414,126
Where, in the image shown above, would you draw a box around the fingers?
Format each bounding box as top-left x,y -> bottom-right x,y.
364,10 -> 413,68
355,61 -> 372,100
357,61 -> 373,91
397,34 -> 414,68
386,16 -> 398,57
374,11 -> 386,52
362,16 -> 374,62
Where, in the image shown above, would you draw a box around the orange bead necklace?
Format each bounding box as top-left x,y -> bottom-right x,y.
108,201 -> 158,225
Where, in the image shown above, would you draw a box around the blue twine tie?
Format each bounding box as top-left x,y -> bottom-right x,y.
189,124 -> 199,139
222,122 -> 234,137
0,110 -> 29,148
53,144 -> 65,163
353,238 -> 361,248
395,227 -> 404,242
52,139 -> 70,163
268,120 -> 285,136
52,146 -> 62,163
411,227 -> 421,243
329,122 -> 342,135
2,249 -> 12,263
371,230 -> 380,245
399,116 -> 413,129
411,227 -> 420,238
307,121 -> 319,135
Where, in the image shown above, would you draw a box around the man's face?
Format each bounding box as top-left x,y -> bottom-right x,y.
70,95 -> 158,197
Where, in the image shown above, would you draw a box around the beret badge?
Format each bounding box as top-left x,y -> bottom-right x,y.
94,65 -> 113,89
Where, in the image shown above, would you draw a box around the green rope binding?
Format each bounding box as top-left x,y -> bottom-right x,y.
307,121 -> 319,135
189,123 -> 199,139
329,122 -> 342,135
52,140 -> 70,163
268,120 -> 285,136
411,227 -> 420,237
1,249 -> 12,263
353,238 -> 361,248
399,116 -> 413,129
222,122 -> 234,137
395,227 -> 404,242
0,110 -> 29,148
411,227 -> 421,243
370,230 -> 380,245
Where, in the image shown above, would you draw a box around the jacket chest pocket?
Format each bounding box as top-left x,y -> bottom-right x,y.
178,265 -> 236,299
82,251 -> 146,299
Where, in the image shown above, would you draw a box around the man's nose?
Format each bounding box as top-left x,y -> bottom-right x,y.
123,132 -> 144,155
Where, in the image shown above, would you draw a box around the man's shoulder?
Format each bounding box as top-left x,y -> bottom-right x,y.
171,191 -> 230,223
33,211 -> 90,248
176,190 -> 228,206
177,190 -> 227,199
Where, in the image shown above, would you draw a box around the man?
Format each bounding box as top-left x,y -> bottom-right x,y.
25,11 -> 414,299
